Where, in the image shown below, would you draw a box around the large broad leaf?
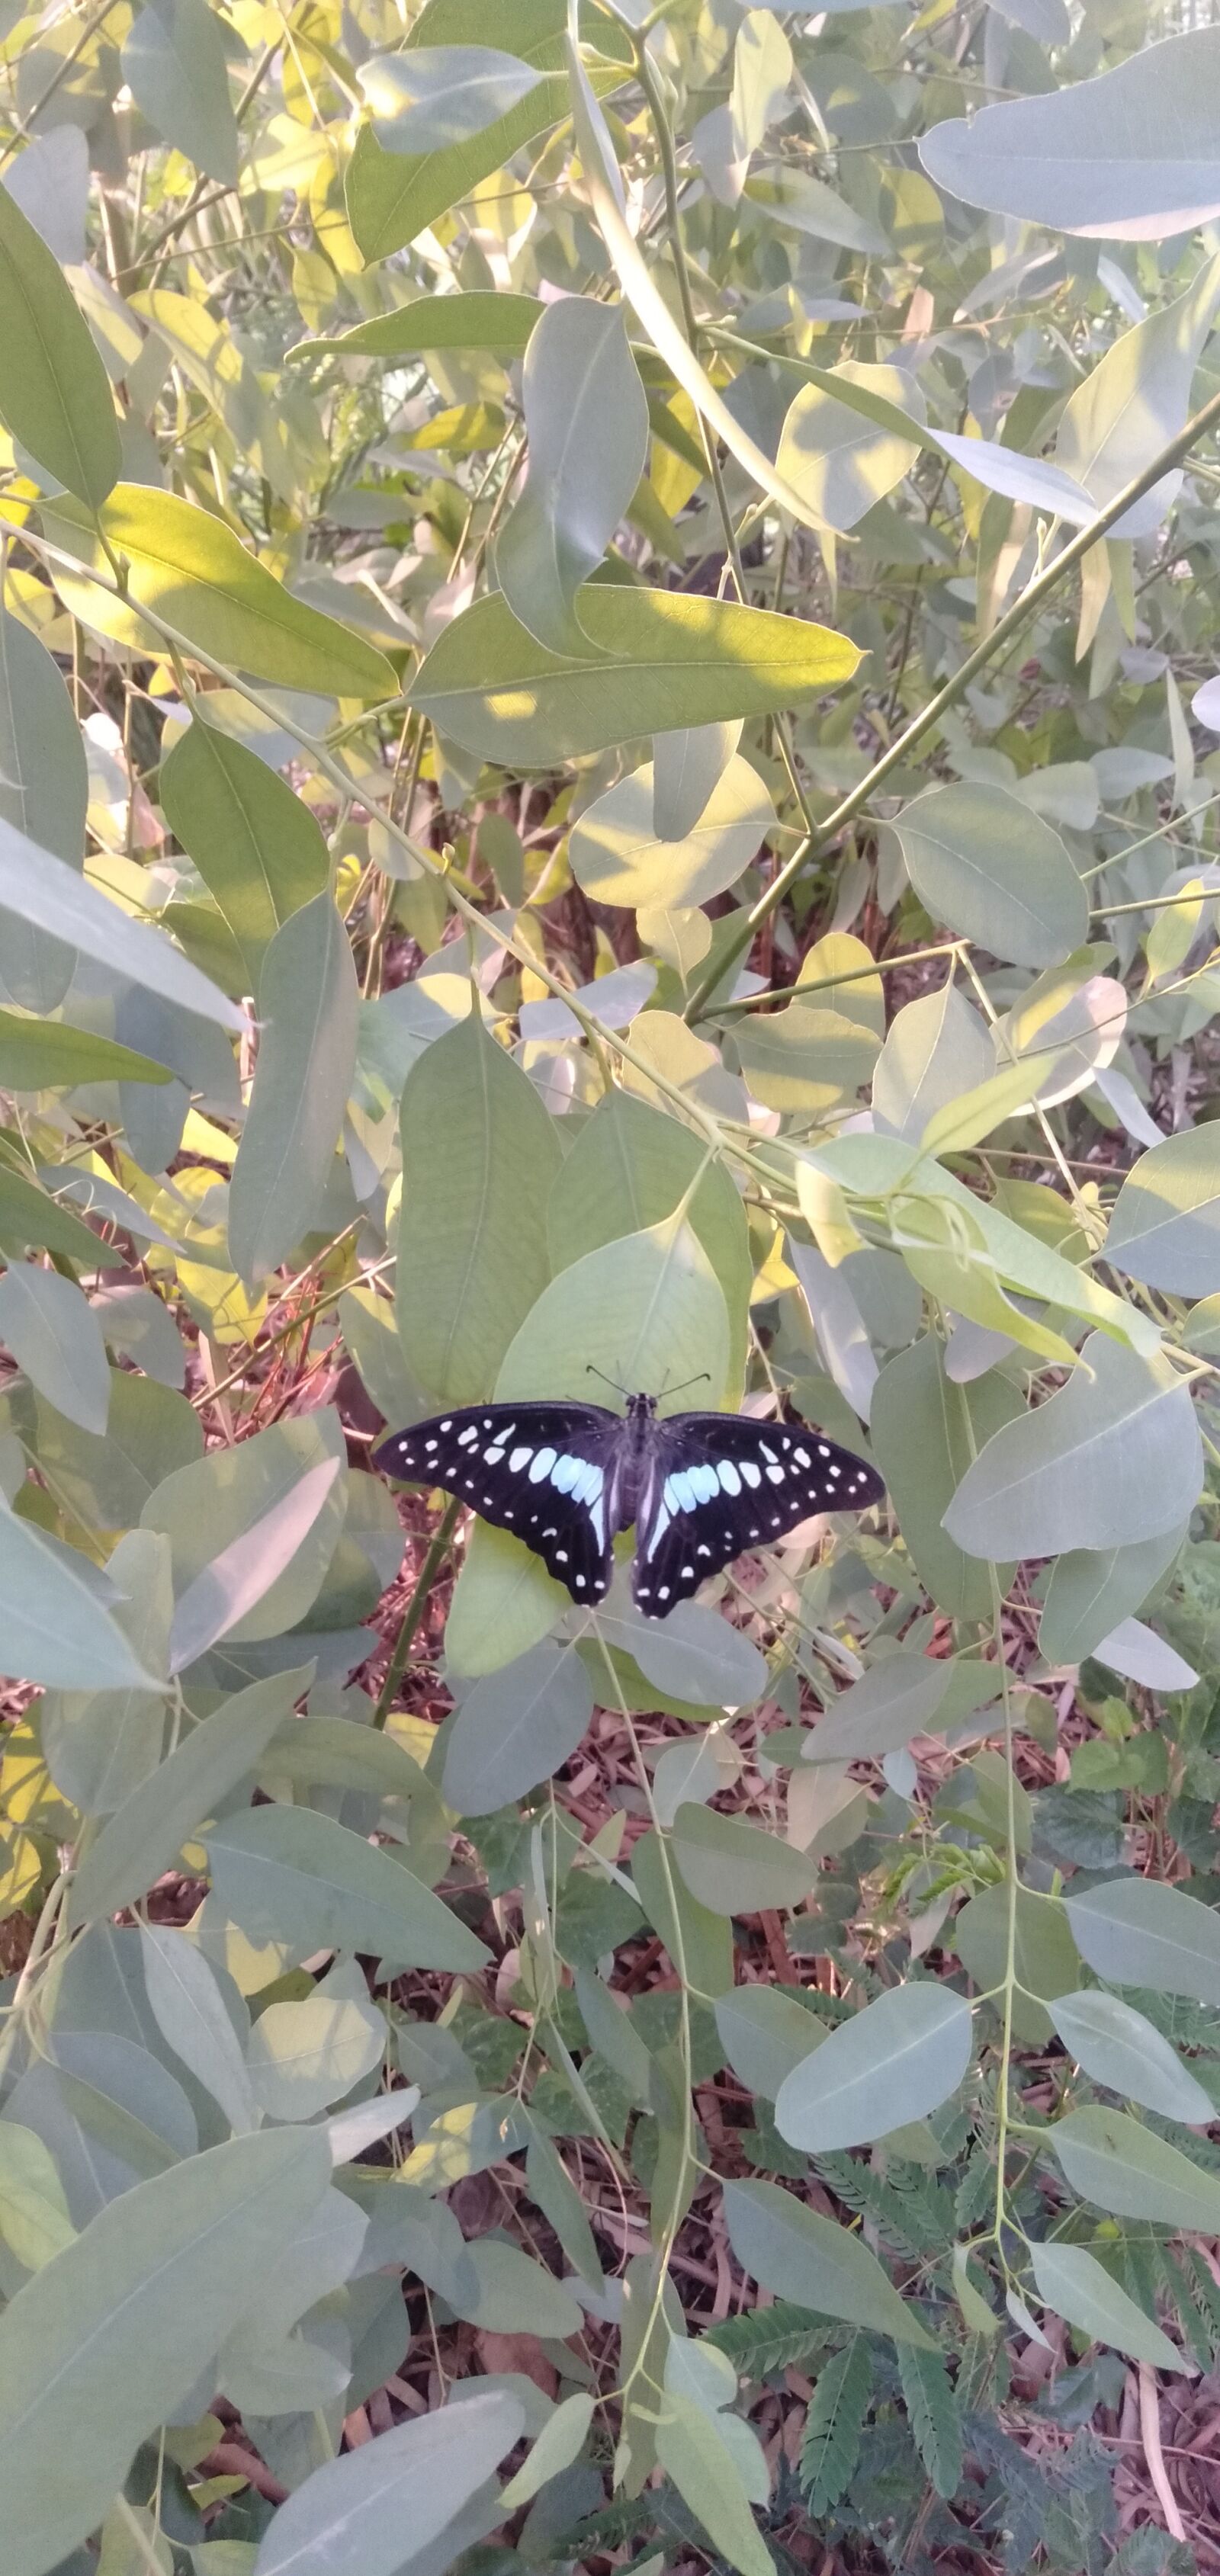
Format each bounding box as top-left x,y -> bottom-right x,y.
872,1337 -> 1019,1621
121,0 -> 239,184
722,2177 -> 935,2346
291,289 -> 543,364
1048,1992 -> 1213,2125
0,1506 -> 158,1693
775,1984 -> 973,2151
1040,1525 -> 1185,1666
891,784 -> 1087,968
920,28 -> 1220,241
1105,1127 -> 1220,1296
570,754 -> 775,913
143,1412 -> 347,1644
1051,2106 -> 1220,2232
45,486 -> 396,700
0,2127 -> 331,2576
496,300 -> 649,656
252,2390 -> 525,2576
656,2395 -> 775,2576
358,44 -> 543,150
1055,254 -> 1220,539
70,1670 -> 310,1926
0,605 -> 87,1014
547,1089 -> 753,1394
801,1650 -> 1000,1764
1029,2243 -> 1186,2374
672,1804 -> 815,1916
0,816 -> 244,1033
140,1926 -> 259,2137
160,719 -> 329,988
714,1987 -> 827,2101
0,183 -> 120,506
775,361 -> 924,533
246,1985 -> 387,2122
0,1013 -> 174,1091
1065,1876 -> 1220,2006
441,1641 -> 593,1816
396,1012 -> 560,1408
954,1884 -> 1080,2045
345,0 -> 631,263
229,896 -> 359,1286
409,588 -> 859,764
204,1801 -> 490,1970
942,1333 -> 1202,1561
0,1263 -> 111,1436
168,1458 -> 343,1672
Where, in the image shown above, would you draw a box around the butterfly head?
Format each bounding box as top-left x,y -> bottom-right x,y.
624,1391 -> 659,1423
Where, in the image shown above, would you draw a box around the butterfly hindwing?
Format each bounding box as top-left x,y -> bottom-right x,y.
631,1411 -> 884,1616
373,1400 -> 618,1604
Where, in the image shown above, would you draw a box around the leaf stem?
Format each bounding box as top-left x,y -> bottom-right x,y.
373,1497 -> 462,1729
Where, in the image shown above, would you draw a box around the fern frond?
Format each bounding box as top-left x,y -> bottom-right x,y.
707,2301 -> 840,2379
814,2152 -> 955,2257
798,2337 -> 872,2516
897,2343 -> 964,2500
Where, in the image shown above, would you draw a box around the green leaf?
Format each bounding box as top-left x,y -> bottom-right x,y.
722,2176 -> 936,2346
872,1337 -> 1019,1621
575,1966 -> 653,2099
0,815 -> 245,1033
1049,1992 -> 1214,2125
168,1456 -> 343,1672
1106,1128 -> 1220,1297
395,1012 -> 560,1408
121,0 -> 239,185
672,1804 -> 814,1917
656,2394 -> 775,2576
1065,1877 -> 1220,2007
798,2338 -> 871,2513
1029,2241 -> 1186,2374
441,1640 -> 594,1817
1056,255 -> 1220,537
0,2123 -> 75,2271
143,1411 -> 347,1644
776,361 -> 924,533
920,27 -> 1220,240
0,1263 -> 111,1435
362,40 -> 543,146
632,1823 -> 733,2003
246,1986 -> 387,2122
345,0 -> 630,264
942,1333 -> 1202,1561
891,784 -> 1087,970
547,1090 -> 752,1395
496,300 -> 648,655
160,719 -> 329,988
139,1926 -> 259,2137
570,753 -> 775,913
500,2391 -> 596,2510
714,1987 -> 827,2101
0,2126 -> 331,2576
291,289 -> 543,364
775,1984 -> 973,2152
70,1669 -> 310,1925
409,587 -> 859,765
508,1208 -> 734,1430
205,1801 -> 490,1970
48,486 -> 396,701
0,1011 -> 174,1090
0,604 -> 86,1014
0,182 -> 120,506
802,1649 -> 1000,1764
953,1884 -> 1080,2045
253,2388 -> 523,2576
1051,2106 -> 1220,2231
897,2343 -> 964,2499
455,2236 -> 584,2336
0,1503 -> 158,1692
628,1600 -> 767,1711
229,896 -> 359,1287
1040,1525 -> 1185,1667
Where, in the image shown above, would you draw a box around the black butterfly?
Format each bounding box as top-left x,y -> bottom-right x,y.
374,1392 -> 884,1618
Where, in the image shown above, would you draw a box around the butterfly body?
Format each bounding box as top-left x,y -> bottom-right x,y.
374,1391 -> 884,1618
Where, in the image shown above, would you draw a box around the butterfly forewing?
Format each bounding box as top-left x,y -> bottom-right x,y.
373,1400 -> 619,1602
631,1411 -> 884,1615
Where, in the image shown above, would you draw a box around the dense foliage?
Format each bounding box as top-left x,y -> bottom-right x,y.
2,2 -> 1220,2571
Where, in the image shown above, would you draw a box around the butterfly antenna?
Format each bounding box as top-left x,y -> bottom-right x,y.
587,1363 -> 631,1397
661,1370 -> 711,1399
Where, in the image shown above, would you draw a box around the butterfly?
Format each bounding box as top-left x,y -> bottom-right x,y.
374,1391 -> 884,1618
